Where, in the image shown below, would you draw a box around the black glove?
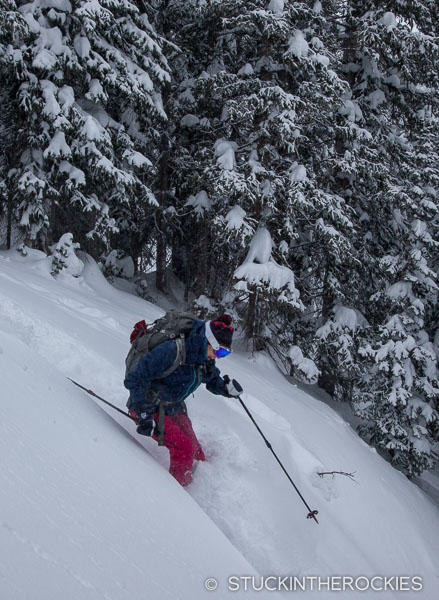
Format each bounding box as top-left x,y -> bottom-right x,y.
137,417 -> 156,437
223,375 -> 243,397
129,406 -> 156,437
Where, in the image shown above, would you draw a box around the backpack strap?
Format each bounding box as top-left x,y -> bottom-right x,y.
155,336 -> 186,446
155,335 -> 186,379
157,400 -> 166,446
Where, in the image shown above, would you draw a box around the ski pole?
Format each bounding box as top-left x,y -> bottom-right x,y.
68,377 -> 133,420
67,378 -> 176,447
237,395 -> 319,524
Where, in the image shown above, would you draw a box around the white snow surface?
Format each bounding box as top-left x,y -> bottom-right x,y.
0,249 -> 438,599
185,190 -> 211,215
243,227 -> 273,264
289,161 -> 307,183
180,114 -> 200,128
379,12 -> 398,32
288,346 -> 319,384
215,139 -> 237,171
286,30 -> 309,59
43,131 -> 71,158
268,0 -> 284,14
225,205 -> 247,231
234,228 -> 302,309
313,1 -> 323,13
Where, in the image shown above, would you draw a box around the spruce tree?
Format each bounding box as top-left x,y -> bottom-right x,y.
165,0 -> 357,368
0,0 -> 27,248
50,232 -> 83,276
341,0 -> 439,475
0,0 -> 170,258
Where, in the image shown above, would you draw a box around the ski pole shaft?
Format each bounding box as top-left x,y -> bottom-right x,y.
238,396 -> 319,524
68,378 -> 132,420
67,378 -> 177,447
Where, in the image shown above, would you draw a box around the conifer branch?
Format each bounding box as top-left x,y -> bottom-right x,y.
317,471 -> 358,482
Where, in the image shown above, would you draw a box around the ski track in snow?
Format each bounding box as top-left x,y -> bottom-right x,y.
1,251 -> 439,599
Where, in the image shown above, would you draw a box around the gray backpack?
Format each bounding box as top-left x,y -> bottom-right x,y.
125,310 -> 195,378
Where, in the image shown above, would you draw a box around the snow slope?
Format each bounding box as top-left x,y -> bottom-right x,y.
0,249 -> 438,599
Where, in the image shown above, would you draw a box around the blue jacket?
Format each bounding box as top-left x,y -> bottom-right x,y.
124,319 -> 229,415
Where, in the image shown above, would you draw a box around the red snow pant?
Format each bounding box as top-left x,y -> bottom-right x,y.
152,412 -> 206,486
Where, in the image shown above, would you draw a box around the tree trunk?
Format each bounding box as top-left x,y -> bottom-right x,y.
156,210 -> 168,293
155,84 -> 170,293
246,286 -> 265,352
154,2 -> 173,293
6,191 -> 12,249
193,221 -> 209,297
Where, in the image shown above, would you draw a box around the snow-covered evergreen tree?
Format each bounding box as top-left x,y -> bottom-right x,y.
50,231 -> 83,276
340,0 -> 439,475
0,0 -> 27,247
166,0 -> 357,364
234,226 -> 304,352
315,305 -> 367,400
0,0 -> 170,256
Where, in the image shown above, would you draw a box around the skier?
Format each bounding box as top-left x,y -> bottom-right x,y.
124,314 -> 243,486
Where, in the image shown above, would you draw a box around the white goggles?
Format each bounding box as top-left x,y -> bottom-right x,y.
205,321 -> 232,358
